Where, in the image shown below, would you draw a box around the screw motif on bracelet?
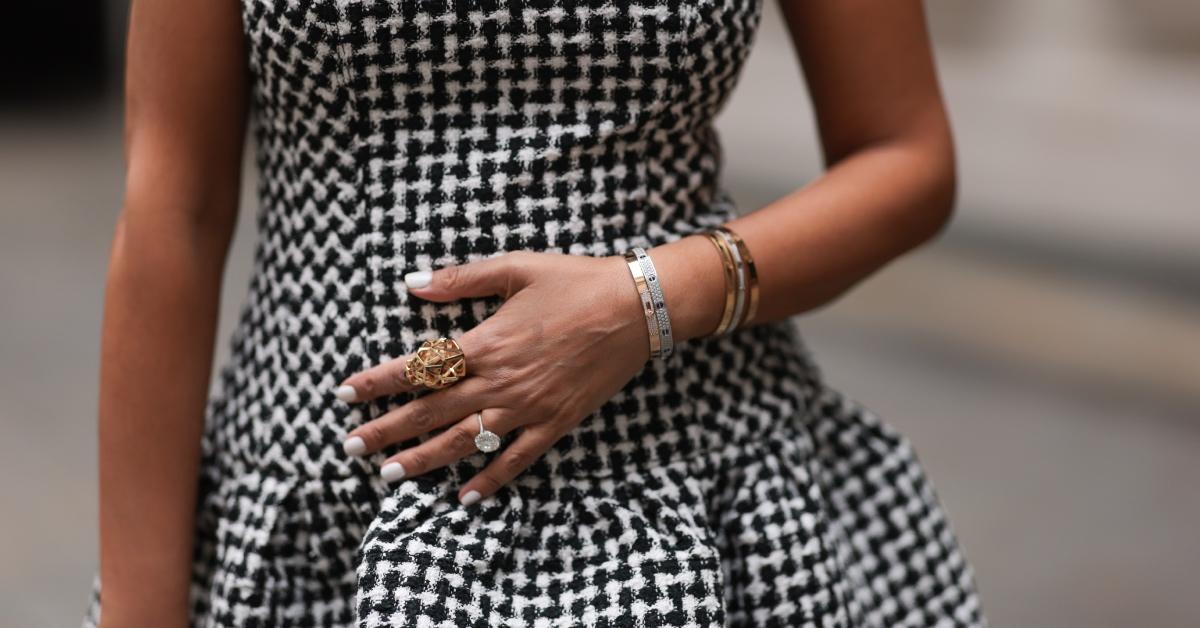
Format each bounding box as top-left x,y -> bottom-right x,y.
624,250 -> 663,359
633,247 -> 674,360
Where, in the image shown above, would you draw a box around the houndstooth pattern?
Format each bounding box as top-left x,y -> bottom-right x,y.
82,0 -> 985,626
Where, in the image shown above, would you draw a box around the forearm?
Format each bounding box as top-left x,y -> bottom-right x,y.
97,206 -> 229,626
652,130 -> 955,342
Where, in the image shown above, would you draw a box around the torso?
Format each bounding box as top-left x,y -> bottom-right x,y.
217,0 -> 813,483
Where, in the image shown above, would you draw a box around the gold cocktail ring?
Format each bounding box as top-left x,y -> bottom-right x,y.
404,337 -> 468,389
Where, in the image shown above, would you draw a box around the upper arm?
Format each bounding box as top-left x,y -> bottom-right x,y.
776,0 -> 952,166
122,0 -> 250,245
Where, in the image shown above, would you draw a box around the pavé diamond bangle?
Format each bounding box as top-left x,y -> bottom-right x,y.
624,249 -> 663,359
632,247 -> 674,360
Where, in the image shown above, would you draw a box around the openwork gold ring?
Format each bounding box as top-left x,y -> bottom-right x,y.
404,337 -> 468,389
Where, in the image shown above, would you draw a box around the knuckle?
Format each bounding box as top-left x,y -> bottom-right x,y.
523,395 -> 557,420
359,422 -> 388,449
388,364 -> 409,389
487,364 -> 518,390
507,249 -> 534,265
409,407 -> 436,430
461,329 -> 497,365
504,252 -> 532,286
449,425 -> 475,452
476,373 -> 507,398
476,472 -> 503,494
502,448 -> 530,474
406,449 -> 429,473
439,265 -> 463,291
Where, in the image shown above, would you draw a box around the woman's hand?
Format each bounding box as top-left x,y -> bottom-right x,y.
335,250 -> 655,505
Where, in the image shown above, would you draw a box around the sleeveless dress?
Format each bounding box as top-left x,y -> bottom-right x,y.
84,1 -> 985,626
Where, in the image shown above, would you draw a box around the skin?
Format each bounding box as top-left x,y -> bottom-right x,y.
99,0 -> 952,624
98,1 -> 247,626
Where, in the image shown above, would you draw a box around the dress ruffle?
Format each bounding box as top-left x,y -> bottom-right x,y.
195,470 -> 384,625
356,454 -> 728,626
350,381 -> 983,627
82,385 -> 981,628
83,381 -> 981,628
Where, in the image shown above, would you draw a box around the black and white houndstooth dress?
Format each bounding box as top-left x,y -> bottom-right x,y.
84,0 -> 985,626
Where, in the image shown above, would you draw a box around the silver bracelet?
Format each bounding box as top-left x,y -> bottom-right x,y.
624,249 -> 663,359
714,229 -> 746,334
632,246 -> 674,360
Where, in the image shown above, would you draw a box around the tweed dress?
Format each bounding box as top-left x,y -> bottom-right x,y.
83,0 -> 985,626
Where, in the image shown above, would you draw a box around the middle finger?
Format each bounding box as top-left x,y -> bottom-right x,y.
342,375 -> 493,456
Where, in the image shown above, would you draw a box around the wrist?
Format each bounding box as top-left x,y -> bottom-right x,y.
643,234 -> 725,344
604,253 -> 655,363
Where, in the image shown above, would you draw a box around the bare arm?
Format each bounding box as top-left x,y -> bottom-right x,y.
98,0 -> 248,625
652,0 -> 957,340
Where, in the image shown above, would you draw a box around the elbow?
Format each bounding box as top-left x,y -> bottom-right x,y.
910,125 -> 958,247
119,150 -> 241,262
925,154 -> 957,242
109,178 -> 238,290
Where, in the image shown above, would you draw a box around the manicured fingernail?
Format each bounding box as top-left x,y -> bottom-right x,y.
460,490 -> 481,506
342,436 -> 366,457
404,270 -> 432,289
380,462 -> 406,483
333,385 -> 357,403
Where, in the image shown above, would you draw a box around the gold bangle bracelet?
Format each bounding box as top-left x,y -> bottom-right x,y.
714,228 -> 747,332
704,230 -> 738,335
715,226 -> 759,328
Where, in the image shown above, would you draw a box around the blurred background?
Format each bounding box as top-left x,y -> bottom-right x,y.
2,1 -> 1197,626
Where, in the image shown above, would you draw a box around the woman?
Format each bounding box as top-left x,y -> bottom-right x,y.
86,0 -> 983,626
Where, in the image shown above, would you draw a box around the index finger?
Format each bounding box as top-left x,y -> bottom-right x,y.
332,350 -> 419,403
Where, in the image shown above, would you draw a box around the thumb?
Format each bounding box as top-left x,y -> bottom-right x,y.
403,251 -> 531,301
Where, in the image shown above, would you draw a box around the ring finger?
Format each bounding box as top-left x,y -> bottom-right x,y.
378,408 -> 525,484
342,375 -> 495,457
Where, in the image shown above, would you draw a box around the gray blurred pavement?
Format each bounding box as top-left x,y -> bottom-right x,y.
3,3 -> 1199,627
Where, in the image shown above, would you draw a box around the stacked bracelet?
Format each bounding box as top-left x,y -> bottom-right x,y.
716,228 -> 747,331
717,226 -> 760,326
704,225 -> 759,335
623,247 -> 674,360
633,247 -> 674,359
620,228 -> 755,357
703,230 -> 739,334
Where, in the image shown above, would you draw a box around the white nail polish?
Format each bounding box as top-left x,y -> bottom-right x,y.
342,436 -> 366,457
460,490 -> 481,506
404,270 -> 432,289
380,462 -> 407,483
334,385 -> 357,403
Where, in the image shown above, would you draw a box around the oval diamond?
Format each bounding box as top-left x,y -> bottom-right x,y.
475,431 -> 501,453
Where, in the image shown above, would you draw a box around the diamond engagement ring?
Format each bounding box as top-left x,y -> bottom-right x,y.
474,411 -> 501,453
